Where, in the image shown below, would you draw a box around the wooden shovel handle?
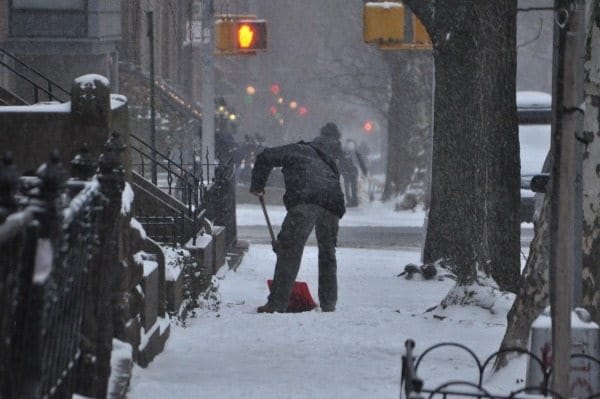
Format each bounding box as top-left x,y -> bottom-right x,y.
258,195 -> 277,247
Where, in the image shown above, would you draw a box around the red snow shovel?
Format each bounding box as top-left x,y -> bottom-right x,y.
258,195 -> 317,313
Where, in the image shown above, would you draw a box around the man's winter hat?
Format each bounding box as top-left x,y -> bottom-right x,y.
320,122 -> 341,140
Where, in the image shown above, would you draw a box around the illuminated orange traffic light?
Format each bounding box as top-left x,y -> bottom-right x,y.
238,24 -> 254,48
215,17 -> 267,55
236,19 -> 267,52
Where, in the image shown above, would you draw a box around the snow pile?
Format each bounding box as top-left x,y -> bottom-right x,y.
366,1 -> 403,9
75,74 -> 110,89
121,182 -> 134,215
111,94 -> 128,110
133,251 -> 158,277
0,101 -> 71,113
130,218 -> 147,240
108,339 -> 133,399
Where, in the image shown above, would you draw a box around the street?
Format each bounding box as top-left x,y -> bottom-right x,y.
237,225 -> 536,250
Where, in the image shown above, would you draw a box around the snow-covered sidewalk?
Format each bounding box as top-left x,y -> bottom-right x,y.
128,243 -> 524,398
236,201 -> 428,227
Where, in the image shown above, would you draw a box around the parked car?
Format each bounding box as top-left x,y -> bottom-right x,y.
517,91 -> 552,223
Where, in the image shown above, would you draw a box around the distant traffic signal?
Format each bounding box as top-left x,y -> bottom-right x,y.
215,17 -> 267,54
237,20 -> 267,52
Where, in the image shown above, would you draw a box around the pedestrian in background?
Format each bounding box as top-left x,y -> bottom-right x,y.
250,122 -> 346,313
339,138 -> 368,207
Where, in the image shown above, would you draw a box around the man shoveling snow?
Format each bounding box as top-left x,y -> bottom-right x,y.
250,122 -> 346,313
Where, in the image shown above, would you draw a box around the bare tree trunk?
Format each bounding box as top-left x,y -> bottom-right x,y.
581,1 -> 600,322
413,1 -> 520,288
383,52 -> 433,201
497,187 -> 552,366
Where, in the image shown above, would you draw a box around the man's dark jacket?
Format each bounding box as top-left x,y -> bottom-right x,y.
250,136 -> 346,218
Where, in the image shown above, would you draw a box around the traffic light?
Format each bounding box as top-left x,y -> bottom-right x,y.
363,2 -> 432,50
215,17 -> 267,54
363,2 -> 405,43
236,19 -> 267,52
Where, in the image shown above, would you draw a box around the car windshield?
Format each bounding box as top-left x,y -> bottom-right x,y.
516,91 -> 551,109
519,124 -> 551,176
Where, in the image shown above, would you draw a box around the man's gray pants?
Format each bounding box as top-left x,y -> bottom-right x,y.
268,204 -> 339,312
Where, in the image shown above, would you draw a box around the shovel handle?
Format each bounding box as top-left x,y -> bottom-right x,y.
258,195 -> 277,246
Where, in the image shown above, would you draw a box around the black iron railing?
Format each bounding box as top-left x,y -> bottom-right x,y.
0,47 -> 70,103
401,339 -> 600,399
130,132 -> 209,246
130,133 -> 204,210
0,136 -> 126,399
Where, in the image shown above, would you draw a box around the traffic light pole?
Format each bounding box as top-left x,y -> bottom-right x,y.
201,0 -> 215,181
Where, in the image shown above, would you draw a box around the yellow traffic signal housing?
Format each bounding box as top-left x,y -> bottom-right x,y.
363,2 -> 405,43
363,2 -> 432,50
215,18 -> 236,53
412,16 -> 431,46
215,17 -> 267,55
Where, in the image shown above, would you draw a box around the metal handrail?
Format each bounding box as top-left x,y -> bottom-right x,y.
0,47 -> 70,103
130,134 -> 192,180
129,133 -> 212,246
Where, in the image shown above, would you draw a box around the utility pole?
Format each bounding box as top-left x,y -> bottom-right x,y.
201,0 -> 215,181
549,0 -> 585,396
146,11 -> 157,185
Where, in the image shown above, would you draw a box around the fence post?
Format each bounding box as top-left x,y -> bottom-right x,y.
78,133 -> 125,398
70,145 -> 97,181
14,151 -> 66,399
0,153 -> 20,398
0,153 -> 19,221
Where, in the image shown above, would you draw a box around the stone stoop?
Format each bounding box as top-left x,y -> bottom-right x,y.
122,316 -> 141,363
211,225 -> 226,275
185,234 -> 214,297
165,248 -> 194,313
165,270 -> 184,313
227,239 -> 250,271
135,253 -> 159,331
137,318 -> 170,368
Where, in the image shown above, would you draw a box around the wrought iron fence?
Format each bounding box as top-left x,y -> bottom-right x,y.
130,132 -> 203,209
401,339 -> 600,399
130,133 -> 208,245
130,132 -> 238,249
0,136 -> 125,398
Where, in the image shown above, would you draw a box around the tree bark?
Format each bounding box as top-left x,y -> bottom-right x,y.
383,51 -> 433,201
581,1 -> 600,322
497,185 -> 552,365
404,0 -> 520,288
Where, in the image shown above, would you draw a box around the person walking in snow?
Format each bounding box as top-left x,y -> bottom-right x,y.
339,138 -> 368,207
250,122 -> 346,313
